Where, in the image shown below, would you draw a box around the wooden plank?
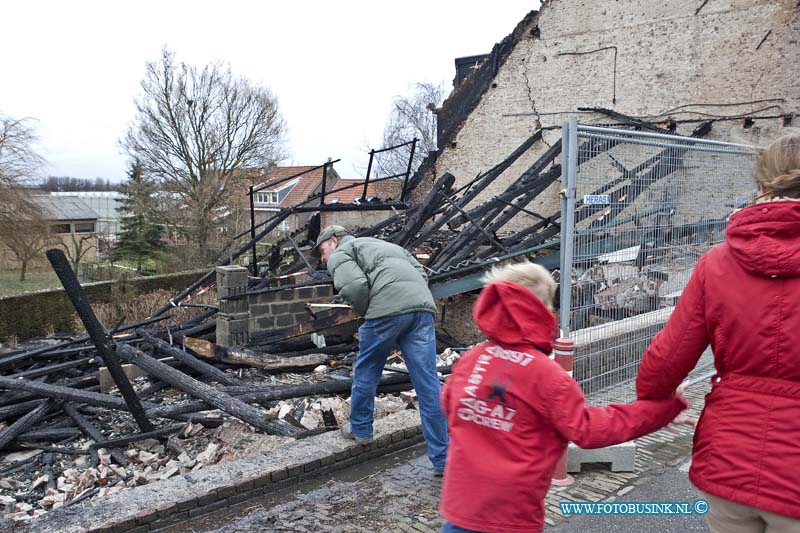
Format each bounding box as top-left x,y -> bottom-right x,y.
215,347 -> 330,371
98,364 -> 147,392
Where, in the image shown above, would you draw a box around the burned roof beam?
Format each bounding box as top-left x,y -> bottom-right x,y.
116,344 -> 298,436
46,248 -> 155,433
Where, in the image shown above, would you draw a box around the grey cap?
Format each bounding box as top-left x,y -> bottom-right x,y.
311,225 -> 349,258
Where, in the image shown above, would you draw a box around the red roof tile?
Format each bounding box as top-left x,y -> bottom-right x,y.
324,179 -> 403,204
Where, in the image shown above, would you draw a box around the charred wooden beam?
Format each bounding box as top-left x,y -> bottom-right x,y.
18,427 -> 81,442
0,375 -> 156,412
63,403 -> 128,467
216,348 -> 331,371
0,399 -> 46,422
392,172 -> 456,247
145,366 -> 452,419
0,376 -> 225,427
43,452 -> 57,491
89,423 -> 186,450
46,248 -> 154,433
8,357 -> 94,380
116,344 -> 297,436
441,194 -> 509,253
415,132 -> 544,248
7,443 -> 85,455
448,138 -> 562,230
430,147 -> 563,269
151,208 -> 297,317
0,400 -> 54,451
136,329 -> 243,386
0,374 -> 98,409
185,336 -> 354,364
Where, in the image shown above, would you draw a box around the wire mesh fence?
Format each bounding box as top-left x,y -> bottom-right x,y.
559,121 -> 757,406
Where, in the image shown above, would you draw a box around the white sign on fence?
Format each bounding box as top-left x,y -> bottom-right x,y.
583,194 -> 611,205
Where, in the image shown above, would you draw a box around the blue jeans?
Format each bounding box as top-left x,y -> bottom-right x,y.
350,311 -> 448,469
442,522 -> 485,533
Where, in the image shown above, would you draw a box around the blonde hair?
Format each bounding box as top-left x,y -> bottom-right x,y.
481,260 -> 556,310
755,132 -> 800,200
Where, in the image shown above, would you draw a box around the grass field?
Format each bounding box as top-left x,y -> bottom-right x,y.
0,270 -> 64,297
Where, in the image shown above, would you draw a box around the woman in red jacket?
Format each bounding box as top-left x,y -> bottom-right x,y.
439,261 -> 690,533
636,133 -> 800,532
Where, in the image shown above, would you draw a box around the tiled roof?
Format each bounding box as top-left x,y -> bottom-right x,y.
32,195 -> 99,221
251,166 -> 342,208
324,179 -> 403,204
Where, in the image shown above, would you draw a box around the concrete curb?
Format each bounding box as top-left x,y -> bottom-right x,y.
28,410 -> 426,533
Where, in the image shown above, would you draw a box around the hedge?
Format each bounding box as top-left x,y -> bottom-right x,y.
0,269 -> 208,341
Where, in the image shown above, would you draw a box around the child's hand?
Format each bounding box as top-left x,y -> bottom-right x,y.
667,390 -> 697,434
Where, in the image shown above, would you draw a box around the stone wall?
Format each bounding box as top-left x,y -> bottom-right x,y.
216,266 -> 334,347
423,0 -> 799,229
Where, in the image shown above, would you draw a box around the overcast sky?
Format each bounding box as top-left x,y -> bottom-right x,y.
1,1 -> 536,181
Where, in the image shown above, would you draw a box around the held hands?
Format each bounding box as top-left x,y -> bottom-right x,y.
667,384 -> 698,434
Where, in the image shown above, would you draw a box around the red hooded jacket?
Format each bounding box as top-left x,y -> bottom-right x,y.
637,201 -> 800,519
440,281 -> 686,532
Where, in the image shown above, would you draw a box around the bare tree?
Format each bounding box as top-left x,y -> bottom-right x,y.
372,82 -> 447,179
121,49 -> 288,263
59,233 -> 96,274
0,212 -> 52,281
0,113 -> 49,279
0,114 -> 44,188
0,114 -> 44,220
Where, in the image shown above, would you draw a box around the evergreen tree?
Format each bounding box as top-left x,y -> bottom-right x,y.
111,161 -> 163,272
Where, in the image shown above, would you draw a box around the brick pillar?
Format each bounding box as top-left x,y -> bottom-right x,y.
216,266 -> 249,347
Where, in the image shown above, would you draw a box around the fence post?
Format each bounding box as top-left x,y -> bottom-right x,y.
551,337 -> 576,487
559,117 -> 578,338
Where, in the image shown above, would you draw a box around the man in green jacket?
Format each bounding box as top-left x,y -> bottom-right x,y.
313,225 -> 448,474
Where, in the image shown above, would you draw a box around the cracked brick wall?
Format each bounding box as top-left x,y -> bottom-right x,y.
427,0 -> 799,231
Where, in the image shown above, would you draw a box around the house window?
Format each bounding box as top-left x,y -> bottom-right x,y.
278,220 -> 290,231
74,222 -> 95,233
255,191 -> 280,205
50,223 -> 71,234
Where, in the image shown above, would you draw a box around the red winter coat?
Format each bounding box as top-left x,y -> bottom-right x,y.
440,281 -> 687,533
637,200 -> 800,519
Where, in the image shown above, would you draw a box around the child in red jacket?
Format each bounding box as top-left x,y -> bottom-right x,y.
439,261 -> 691,533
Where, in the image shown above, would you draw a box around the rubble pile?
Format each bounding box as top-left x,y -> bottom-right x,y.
0,320 -> 460,524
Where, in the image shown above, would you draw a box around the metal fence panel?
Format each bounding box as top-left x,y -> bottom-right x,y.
560,121 -> 756,406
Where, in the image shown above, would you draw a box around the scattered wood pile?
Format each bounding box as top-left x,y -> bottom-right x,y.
0,248 -> 460,523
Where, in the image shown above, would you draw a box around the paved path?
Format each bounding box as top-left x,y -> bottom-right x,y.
194,382 -> 712,533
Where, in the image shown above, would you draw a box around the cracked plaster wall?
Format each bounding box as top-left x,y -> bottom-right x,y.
431,0 -> 800,231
